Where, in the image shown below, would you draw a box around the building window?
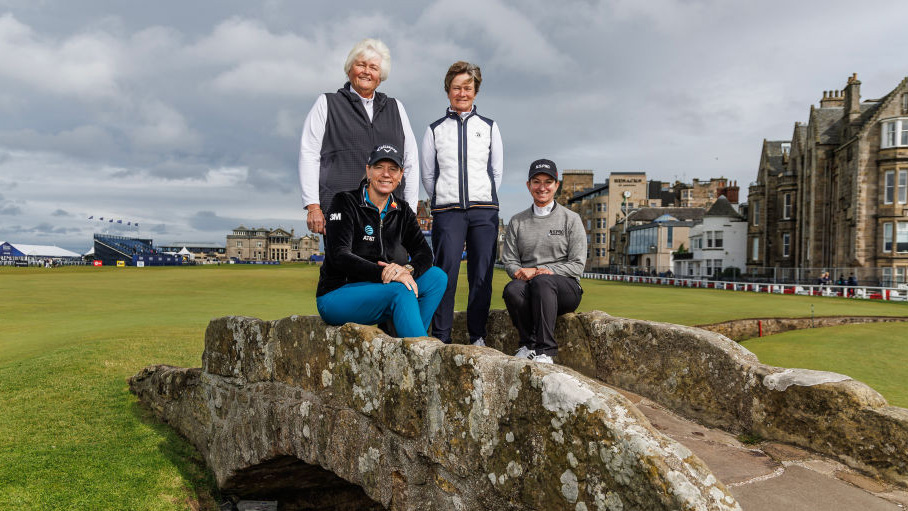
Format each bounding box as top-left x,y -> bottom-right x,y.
884,222 -> 893,252
751,237 -> 759,261
885,171 -> 895,204
586,220 -> 591,230
667,226 -> 673,248
897,267 -> 907,285
257,241 -> 263,248
899,222 -> 908,252
782,193 -> 792,219
901,170 -> 908,204
236,241 -> 243,248
881,118 -> 908,148
714,231 -> 723,249
782,233 -> 790,257
883,268 -> 892,287
706,231 -> 713,248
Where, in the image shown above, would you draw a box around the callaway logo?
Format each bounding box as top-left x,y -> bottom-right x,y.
329,212 -> 341,221
548,229 -> 565,236
375,145 -> 396,154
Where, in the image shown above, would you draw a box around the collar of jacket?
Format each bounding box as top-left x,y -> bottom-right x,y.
445,105 -> 476,121
358,180 -> 401,212
340,82 -> 388,110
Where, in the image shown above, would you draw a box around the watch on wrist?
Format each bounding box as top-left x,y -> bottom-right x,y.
404,264 -> 414,274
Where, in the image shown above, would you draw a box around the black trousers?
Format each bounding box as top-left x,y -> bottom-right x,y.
431,208 -> 499,343
502,274 -> 582,357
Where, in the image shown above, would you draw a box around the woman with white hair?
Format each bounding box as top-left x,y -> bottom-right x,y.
298,38 -> 419,234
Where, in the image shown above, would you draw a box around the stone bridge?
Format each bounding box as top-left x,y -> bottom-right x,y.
130,311 -> 908,510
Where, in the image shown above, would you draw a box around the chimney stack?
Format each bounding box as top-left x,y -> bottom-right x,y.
820,89 -> 844,108
843,73 -> 861,122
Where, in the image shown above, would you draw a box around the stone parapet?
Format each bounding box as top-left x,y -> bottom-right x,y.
130,315 -> 739,510
464,310 -> 908,487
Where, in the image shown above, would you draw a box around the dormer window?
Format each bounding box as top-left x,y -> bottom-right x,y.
881,118 -> 908,148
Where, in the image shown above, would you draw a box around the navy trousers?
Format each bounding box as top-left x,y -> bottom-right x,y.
431,208 -> 499,343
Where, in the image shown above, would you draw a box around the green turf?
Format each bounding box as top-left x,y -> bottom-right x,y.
0,263 -> 906,509
741,322 -> 908,408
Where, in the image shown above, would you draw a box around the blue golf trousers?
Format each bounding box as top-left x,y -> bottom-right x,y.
316,266 -> 447,337
430,208 -> 499,343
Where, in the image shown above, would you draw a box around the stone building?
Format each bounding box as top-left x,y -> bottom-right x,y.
567,172 -> 648,271
748,73 -> 908,285
415,199 -> 433,233
556,170 -> 594,206
226,226 -> 320,262
678,196 -> 748,278
608,207 -> 704,273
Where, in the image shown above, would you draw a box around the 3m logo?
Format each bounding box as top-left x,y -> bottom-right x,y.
329,213 -> 341,221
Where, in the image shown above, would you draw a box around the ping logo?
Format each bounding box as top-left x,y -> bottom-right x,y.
364,225 -> 374,235
329,212 -> 341,221
548,229 -> 565,236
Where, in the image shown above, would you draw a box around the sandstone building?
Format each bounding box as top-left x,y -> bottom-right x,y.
226,226 -> 320,262
748,74 -> 908,285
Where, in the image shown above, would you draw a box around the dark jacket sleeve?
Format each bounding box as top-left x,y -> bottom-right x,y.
398,202 -> 433,278
324,193 -> 383,283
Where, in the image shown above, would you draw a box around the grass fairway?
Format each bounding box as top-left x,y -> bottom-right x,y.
742,322 -> 908,408
1,264 -> 906,509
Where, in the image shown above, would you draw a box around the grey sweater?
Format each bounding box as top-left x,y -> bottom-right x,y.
501,202 -> 587,283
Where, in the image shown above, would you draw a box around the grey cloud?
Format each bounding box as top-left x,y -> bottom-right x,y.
0,203 -> 22,215
51,209 -> 72,217
188,210 -> 241,232
148,224 -> 168,234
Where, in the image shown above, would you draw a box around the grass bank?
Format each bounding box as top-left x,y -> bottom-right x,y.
1,264 -> 905,509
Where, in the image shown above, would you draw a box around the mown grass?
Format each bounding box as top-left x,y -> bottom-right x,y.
742,322 -> 908,408
1,263 -> 906,509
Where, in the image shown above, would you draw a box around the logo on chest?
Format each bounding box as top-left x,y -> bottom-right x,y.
363,224 -> 375,241
548,229 -> 565,236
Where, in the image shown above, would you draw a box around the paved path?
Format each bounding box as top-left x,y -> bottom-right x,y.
611,386 -> 908,510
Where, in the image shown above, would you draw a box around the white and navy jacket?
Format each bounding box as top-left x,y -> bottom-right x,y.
420,106 -> 503,212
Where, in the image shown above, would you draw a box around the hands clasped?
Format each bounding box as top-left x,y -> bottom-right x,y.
378,261 -> 418,296
514,267 -> 553,281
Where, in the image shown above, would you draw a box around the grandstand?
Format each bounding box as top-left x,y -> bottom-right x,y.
92,234 -> 181,266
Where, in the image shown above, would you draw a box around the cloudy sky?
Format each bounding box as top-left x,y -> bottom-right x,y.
1,0 -> 906,252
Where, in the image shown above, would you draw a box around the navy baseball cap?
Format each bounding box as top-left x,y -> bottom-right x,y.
528,159 -> 558,180
368,144 -> 404,167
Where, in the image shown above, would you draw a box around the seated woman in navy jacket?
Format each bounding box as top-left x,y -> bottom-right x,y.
315,144 -> 447,337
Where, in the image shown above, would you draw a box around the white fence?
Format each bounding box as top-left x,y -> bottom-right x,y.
582,273 -> 908,302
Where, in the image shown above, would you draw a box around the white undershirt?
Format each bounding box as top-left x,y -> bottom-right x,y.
533,201 -> 555,217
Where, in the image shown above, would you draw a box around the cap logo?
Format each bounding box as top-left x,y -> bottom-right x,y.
376,145 -> 396,153
535,163 -> 551,169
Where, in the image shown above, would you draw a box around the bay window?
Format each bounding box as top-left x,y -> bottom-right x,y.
884,222 -> 893,252
898,222 -> 908,252
881,118 -> 908,148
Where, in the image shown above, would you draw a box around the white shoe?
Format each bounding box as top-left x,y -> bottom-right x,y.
472,337 -> 486,347
514,346 -> 535,359
532,354 -> 554,364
